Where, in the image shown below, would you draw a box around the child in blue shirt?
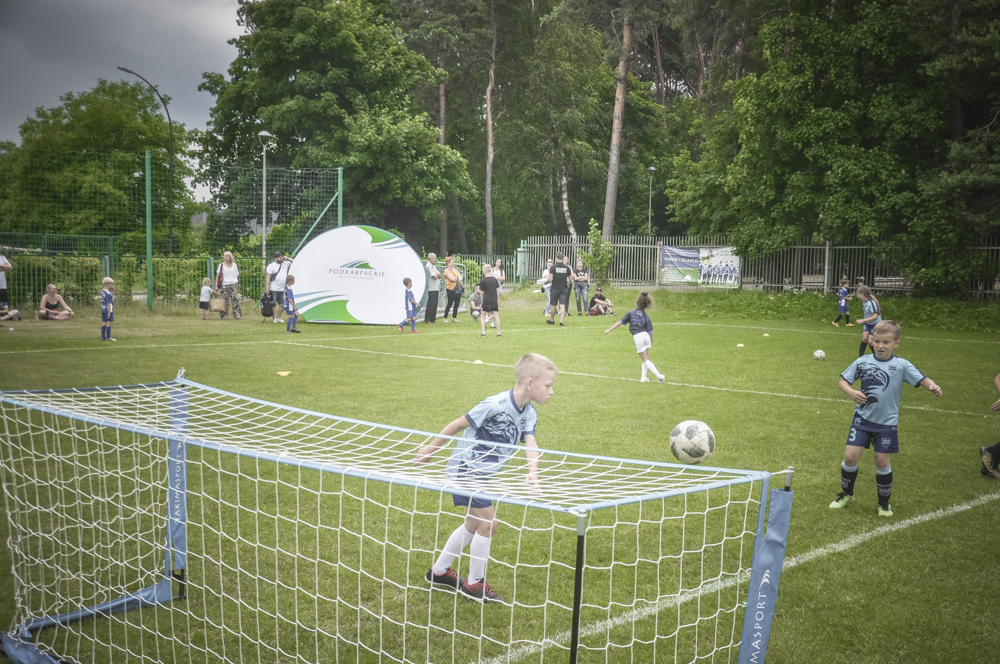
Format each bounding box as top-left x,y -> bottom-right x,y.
100,277 -> 116,341
284,275 -> 301,333
604,291 -> 665,383
855,284 -> 882,356
415,352 -> 555,604
831,278 -> 854,328
829,320 -> 941,517
398,278 -> 419,333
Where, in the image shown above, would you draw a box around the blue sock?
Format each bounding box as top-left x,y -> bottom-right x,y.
107,325 -> 111,338
101,326 -> 106,340
410,319 -> 416,331
287,318 -> 291,332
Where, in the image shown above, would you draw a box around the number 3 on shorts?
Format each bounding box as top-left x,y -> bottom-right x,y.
848,428 -> 857,443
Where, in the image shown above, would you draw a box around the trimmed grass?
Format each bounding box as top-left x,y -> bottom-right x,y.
1,286 -> 999,663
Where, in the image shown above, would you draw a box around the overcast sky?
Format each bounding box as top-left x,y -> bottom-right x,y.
0,0 -> 243,145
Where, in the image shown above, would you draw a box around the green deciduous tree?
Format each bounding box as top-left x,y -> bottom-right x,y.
0,79 -> 196,254
199,0 -> 475,250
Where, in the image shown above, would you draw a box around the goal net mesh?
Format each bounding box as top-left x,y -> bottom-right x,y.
1,377 -> 772,664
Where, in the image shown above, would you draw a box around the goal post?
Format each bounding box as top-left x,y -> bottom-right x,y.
1,374 -> 792,664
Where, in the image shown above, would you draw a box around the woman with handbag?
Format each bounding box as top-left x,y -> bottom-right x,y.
442,256 -> 463,323
217,251 -> 242,320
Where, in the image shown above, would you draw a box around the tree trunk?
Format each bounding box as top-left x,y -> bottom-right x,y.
652,27 -> 666,105
560,166 -> 577,239
484,0 -> 498,255
452,195 -> 469,254
438,36 -> 449,256
695,30 -> 706,97
547,174 -> 558,232
601,17 -> 633,240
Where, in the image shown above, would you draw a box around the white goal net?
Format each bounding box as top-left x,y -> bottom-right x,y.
1,375 -> 784,664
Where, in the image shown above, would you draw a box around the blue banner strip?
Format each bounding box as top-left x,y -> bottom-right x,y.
738,487 -> 793,664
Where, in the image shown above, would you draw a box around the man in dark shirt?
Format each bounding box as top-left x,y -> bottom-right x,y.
546,252 -> 573,326
589,287 -> 614,315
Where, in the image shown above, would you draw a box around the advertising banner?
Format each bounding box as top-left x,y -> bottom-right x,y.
291,225 -> 426,324
660,246 -> 741,289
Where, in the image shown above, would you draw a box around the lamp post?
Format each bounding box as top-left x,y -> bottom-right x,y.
118,66 -> 175,255
647,166 -> 657,234
258,131 -> 272,269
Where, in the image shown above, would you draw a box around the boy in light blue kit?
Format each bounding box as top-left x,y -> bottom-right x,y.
398,278 -> 419,333
855,284 -> 881,356
829,320 -> 942,517
831,278 -> 854,328
414,353 -> 556,604
284,275 -> 301,333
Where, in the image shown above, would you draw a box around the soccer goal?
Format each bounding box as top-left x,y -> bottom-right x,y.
0,372 -> 792,664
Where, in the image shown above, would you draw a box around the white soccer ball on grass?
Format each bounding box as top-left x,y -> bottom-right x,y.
669,420 -> 715,464
813,349 -> 826,361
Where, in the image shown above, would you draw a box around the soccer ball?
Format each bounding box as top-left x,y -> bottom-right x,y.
813,349 -> 826,361
669,420 -> 715,464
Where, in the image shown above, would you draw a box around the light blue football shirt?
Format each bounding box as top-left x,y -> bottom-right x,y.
841,354 -> 926,428
447,390 -> 538,476
862,297 -> 881,324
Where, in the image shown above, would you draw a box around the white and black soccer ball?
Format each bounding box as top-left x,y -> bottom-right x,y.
669,420 -> 715,464
813,349 -> 826,361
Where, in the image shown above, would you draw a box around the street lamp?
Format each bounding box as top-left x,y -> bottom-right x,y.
647,166 -> 657,234
118,66 -> 175,255
258,131 -> 272,268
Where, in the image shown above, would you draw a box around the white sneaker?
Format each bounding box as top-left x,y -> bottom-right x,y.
657,375 -> 665,383
107,337 -> 117,342
443,319 -> 450,323
640,377 -> 650,383
273,319 -> 284,323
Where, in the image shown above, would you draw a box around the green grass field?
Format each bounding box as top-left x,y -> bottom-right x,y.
2,287 -> 999,664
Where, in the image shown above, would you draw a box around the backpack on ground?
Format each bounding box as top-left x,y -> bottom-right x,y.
260,292 -> 274,320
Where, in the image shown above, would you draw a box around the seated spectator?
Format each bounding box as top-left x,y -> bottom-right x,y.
37,284 -> 75,320
589,287 -> 614,315
0,304 -> 21,321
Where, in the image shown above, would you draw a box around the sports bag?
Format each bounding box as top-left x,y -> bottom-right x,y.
260,292 -> 274,319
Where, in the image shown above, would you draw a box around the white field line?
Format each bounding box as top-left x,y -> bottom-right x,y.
473,490 -> 1000,664
277,340 -> 994,418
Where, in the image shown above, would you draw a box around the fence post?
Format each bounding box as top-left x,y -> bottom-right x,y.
337,166 -> 343,227
823,241 -> 832,294
208,257 -> 215,281
101,255 -> 110,279
145,150 -> 153,309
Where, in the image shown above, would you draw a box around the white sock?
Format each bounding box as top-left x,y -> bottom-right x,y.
643,360 -> 662,379
468,533 -> 493,583
432,525 -> 475,575
640,363 -> 648,380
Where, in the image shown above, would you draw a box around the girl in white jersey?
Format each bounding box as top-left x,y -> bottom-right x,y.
604,292 -> 665,383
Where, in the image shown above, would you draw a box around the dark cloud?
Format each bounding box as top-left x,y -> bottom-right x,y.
0,0 -> 242,143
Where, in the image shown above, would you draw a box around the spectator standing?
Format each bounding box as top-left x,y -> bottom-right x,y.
218,251 -> 242,320
37,284 -> 74,320
478,265 -> 502,338
443,256 -> 463,323
425,252 -> 441,324
492,258 -> 506,309
265,251 -> 293,324
0,250 -> 11,311
541,259 -> 554,317
573,258 -> 590,316
546,253 -> 572,326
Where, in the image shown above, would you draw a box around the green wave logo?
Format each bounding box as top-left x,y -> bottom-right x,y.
340,260 -> 374,270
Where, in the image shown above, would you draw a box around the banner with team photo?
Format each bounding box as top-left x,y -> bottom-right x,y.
698,247 -> 741,289
660,246 -> 740,288
290,225 -> 426,324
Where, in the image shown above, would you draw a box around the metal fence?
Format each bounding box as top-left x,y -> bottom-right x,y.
517,235 -> 1000,298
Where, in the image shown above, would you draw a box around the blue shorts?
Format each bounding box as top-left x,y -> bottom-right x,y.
846,424 -> 899,454
450,466 -> 493,509
101,310 -> 114,323
838,306 -> 849,314
863,323 -> 876,334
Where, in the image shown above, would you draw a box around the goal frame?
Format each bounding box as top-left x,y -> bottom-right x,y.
1,375 -> 792,664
